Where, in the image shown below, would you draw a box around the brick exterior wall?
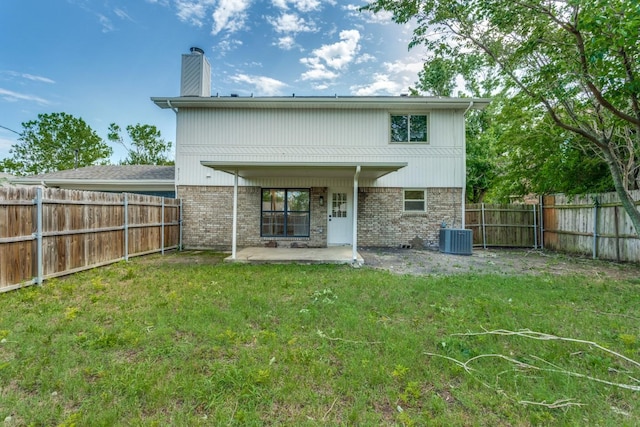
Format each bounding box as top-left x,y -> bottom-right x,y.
179,185 -> 461,249
357,187 -> 462,247
178,186 -> 327,249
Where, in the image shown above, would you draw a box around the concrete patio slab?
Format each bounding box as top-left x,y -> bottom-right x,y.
225,246 -> 364,265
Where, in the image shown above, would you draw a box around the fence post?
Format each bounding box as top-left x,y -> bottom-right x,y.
124,193 -> 129,261
592,197 -> 599,259
533,203 -> 538,249
35,187 -> 43,285
481,203 -> 487,249
614,206 -> 620,262
539,196 -> 544,249
179,199 -> 183,251
161,197 -> 165,255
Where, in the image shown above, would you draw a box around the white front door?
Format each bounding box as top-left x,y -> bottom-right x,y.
327,188 -> 353,246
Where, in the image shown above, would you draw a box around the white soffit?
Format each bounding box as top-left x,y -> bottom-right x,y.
200,161 -> 407,180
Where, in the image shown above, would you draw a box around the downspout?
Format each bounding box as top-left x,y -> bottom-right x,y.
352,165 -> 361,264
166,99 -> 179,114
461,101 -> 474,229
167,99 -> 179,198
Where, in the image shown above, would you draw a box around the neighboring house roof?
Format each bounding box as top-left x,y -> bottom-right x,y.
10,165 -> 175,193
0,172 -> 14,187
151,95 -> 491,111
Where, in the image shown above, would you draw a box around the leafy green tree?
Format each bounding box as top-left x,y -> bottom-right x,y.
364,0 -> 640,235
410,55 -> 500,202
108,123 -> 173,165
0,112 -> 112,176
488,95 -> 613,200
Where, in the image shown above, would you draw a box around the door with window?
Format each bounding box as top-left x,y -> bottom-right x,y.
327,188 -> 352,245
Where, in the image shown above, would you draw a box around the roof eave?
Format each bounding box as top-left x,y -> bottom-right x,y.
10,178 -> 174,189
152,96 -> 491,111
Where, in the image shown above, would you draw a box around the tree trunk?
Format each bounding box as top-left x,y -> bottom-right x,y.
603,148 -> 640,237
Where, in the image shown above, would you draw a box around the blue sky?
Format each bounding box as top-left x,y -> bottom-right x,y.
0,0 -> 427,164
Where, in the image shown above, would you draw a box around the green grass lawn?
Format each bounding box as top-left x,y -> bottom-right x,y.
0,252 -> 638,426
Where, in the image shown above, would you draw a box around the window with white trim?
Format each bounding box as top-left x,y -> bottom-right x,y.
390,114 -> 428,143
404,189 -> 426,212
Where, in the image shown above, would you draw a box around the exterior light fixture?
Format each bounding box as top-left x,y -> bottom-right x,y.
319,196 -> 324,206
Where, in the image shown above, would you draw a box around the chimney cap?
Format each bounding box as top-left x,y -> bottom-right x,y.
190,47 -> 205,55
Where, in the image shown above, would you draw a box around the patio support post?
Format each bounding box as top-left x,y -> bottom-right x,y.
352,165 -> 361,263
232,169 -> 238,259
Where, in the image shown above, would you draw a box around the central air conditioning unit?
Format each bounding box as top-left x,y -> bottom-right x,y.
439,228 -> 473,255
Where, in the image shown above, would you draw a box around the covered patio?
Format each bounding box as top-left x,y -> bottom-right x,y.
201,161 -> 406,264
225,246 -> 364,265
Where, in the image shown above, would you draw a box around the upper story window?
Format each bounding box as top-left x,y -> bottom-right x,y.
390,114 -> 428,143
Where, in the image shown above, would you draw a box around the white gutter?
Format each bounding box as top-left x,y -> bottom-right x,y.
461,101 -> 474,229
352,165 -> 361,263
152,96 -> 492,111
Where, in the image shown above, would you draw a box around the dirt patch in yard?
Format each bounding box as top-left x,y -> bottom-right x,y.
359,247 -> 640,281
150,248 -> 640,281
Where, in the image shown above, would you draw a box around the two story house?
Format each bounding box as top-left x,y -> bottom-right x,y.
152,48 -> 489,260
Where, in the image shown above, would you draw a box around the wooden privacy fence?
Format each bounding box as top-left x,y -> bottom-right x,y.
465,190 -> 640,263
542,190 -> 640,263
466,203 -> 541,248
0,187 -> 182,293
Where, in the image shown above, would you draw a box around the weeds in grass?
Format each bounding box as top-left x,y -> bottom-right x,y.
0,253 -> 638,425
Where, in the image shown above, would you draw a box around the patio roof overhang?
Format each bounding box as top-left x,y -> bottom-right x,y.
199,161 -> 407,180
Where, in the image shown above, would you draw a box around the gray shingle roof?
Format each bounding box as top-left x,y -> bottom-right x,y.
26,165 -> 175,181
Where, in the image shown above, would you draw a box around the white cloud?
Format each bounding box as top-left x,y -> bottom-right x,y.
272,0 -> 323,12
175,0 -> 213,27
0,135 -> 16,150
300,63 -> 338,81
268,13 -> 316,34
311,29 -> 360,69
0,88 -> 51,105
355,53 -> 376,64
4,71 -> 55,84
276,36 -> 296,50
114,8 -> 133,21
216,38 -> 243,56
344,4 -> 393,24
230,74 -> 288,95
290,0 -> 322,12
350,57 -> 424,96
212,0 -> 252,35
350,73 -> 403,96
299,29 -> 360,83
98,14 -> 114,32
383,60 -> 424,75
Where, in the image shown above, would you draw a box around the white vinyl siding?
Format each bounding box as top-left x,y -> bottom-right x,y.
175,109 -> 465,188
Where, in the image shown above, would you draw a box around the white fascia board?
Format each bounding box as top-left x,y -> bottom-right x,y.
152,96 -> 491,111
